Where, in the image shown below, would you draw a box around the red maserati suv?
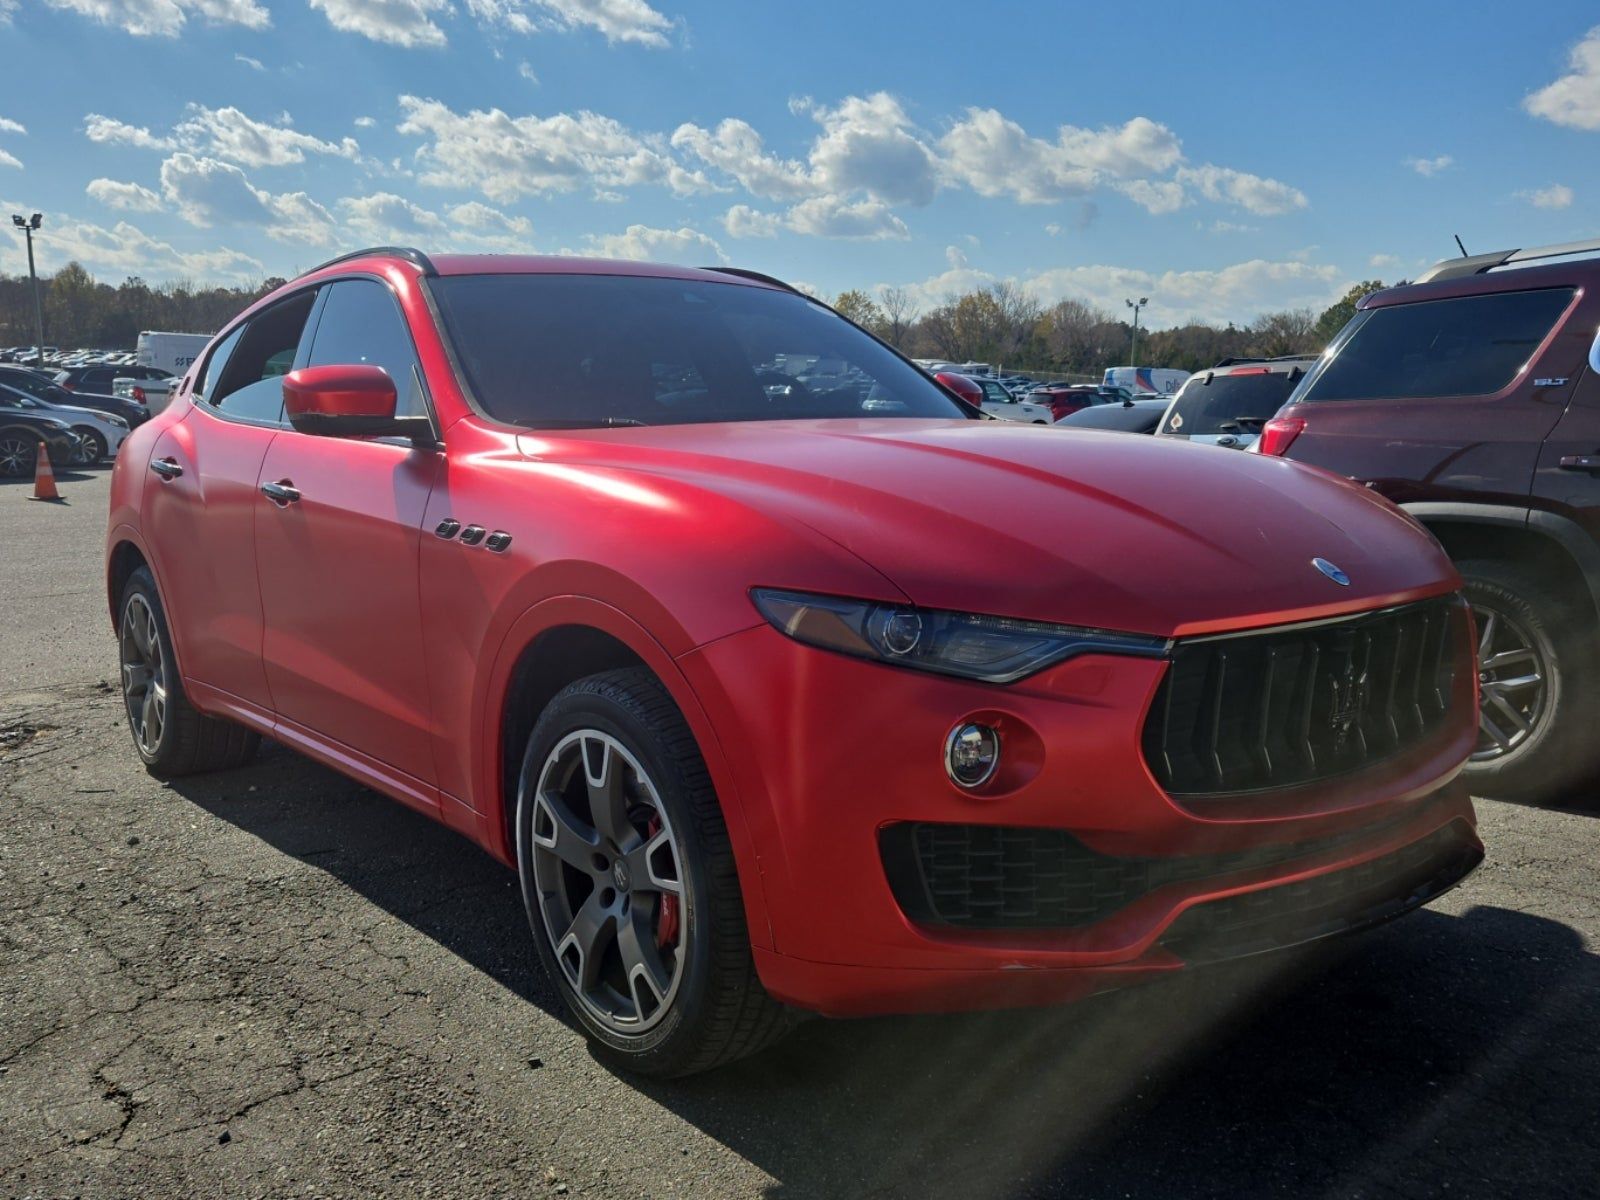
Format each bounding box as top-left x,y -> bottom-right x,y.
107,249 -> 1483,1076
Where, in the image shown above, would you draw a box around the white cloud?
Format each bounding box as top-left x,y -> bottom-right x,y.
1044,222 -> 1061,236
939,110 -> 1180,204
309,0 -> 449,48
354,116 -> 377,128
467,0 -> 674,46
1,198 -> 263,282
0,149 -> 19,170
234,52 -> 265,70
722,195 -> 909,241
1525,26 -> 1600,130
175,105 -> 360,167
722,204 -> 783,238
84,114 -> 177,151
579,223 -> 724,263
518,60 -> 539,83
1175,164 -> 1307,215
1518,183 -> 1575,209
1116,178 -> 1185,215
156,153 -> 338,244
397,95 -> 712,201
0,117 -> 24,135
801,93 -> 939,206
41,0 -> 267,36
1369,253 -> 1402,269
86,178 -> 163,211
672,118 -> 814,201
1405,154 -> 1453,176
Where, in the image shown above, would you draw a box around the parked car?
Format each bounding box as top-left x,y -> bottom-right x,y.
55,364 -> 171,396
113,373 -> 179,414
0,381 -> 128,462
0,405 -> 82,476
1056,396 -> 1172,434
1261,236 -> 1600,800
0,365 -> 148,429
1156,356 -> 1318,450
935,372 -> 1054,423
108,248 -> 1482,1077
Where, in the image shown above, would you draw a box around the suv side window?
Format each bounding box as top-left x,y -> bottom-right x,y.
194,326 -> 244,406
208,290 -> 319,424
305,279 -> 426,418
1301,288 -> 1574,402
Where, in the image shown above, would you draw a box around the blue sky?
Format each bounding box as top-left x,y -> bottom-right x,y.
2,0 -> 1598,326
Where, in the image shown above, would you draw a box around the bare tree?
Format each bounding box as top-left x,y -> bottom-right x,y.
877,285 -> 919,348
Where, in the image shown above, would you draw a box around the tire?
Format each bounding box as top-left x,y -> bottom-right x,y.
1458,558 -> 1600,802
117,566 -> 260,778
72,427 -> 107,463
0,429 -> 38,477
515,668 -> 789,1077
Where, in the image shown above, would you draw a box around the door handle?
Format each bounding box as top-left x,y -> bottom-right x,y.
149,458 -> 183,479
260,480 -> 301,505
1558,455 -> 1600,474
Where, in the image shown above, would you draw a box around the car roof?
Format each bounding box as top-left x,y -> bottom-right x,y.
1202,356 -> 1319,375
297,247 -> 791,293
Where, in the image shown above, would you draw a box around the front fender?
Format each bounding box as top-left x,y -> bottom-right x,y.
474,593 -> 774,952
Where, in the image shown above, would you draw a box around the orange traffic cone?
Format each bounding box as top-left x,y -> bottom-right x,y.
29,441 -> 63,503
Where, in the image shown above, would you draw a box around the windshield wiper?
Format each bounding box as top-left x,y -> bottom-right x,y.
517,416 -> 650,429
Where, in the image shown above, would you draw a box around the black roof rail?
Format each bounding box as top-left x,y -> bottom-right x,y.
299,246 -> 438,279
1414,236 -> 1600,284
702,266 -> 805,296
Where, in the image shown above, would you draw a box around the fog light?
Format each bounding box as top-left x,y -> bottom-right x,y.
945,722 -> 1000,788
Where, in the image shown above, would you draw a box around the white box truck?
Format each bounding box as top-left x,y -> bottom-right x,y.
1102,366 -> 1191,396
135,331 -> 212,376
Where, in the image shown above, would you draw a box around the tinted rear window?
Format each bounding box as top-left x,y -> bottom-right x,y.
1059,401 -> 1167,431
1159,372 -> 1302,436
1297,288 -> 1573,402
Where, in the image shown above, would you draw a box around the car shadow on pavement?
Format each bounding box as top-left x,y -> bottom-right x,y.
173,741 -> 1600,1200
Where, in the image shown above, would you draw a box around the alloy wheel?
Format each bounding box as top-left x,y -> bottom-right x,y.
120,593 -> 168,756
0,435 -> 33,477
529,730 -> 685,1035
74,429 -> 106,463
1469,601 -> 1548,762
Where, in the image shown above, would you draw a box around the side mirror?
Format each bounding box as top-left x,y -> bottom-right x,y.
282,365 -> 433,443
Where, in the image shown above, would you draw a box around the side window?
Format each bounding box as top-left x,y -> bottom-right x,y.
305,280 -> 426,418
194,326 -> 244,406
1302,288 -> 1575,402
209,290 -> 318,424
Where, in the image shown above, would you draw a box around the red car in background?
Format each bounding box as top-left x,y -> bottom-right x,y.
1029,383 -> 1108,422
107,249 -> 1482,1077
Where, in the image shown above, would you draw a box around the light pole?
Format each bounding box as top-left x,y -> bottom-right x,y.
1125,296 -> 1148,366
11,213 -> 45,367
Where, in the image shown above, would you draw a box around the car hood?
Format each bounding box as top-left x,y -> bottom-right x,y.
519,419 -> 1457,638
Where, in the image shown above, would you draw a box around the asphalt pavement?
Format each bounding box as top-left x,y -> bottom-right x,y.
3,466 -> 1598,1199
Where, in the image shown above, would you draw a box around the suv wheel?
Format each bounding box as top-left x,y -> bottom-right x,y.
515,668 -> 788,1076
0,431 -> 37,477
72,427 -> 107,463
118,566 -> 260,777
1459,559 -> 1599,801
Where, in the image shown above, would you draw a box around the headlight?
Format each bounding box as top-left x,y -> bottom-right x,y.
750,589 -> 1168,683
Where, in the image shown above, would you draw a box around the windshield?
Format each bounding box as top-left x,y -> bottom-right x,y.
1158,371 -> 1300,436
428,273 -> 969,428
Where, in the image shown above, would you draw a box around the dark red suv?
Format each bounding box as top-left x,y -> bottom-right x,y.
1263,238 -> 1600,800
107,248 -> 1482,1075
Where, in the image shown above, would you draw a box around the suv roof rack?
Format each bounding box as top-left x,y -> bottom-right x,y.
702,266 -> 804,296
1414,236 -> 1600,284
1211,355 -> 1319,368
300,246 -> 438,278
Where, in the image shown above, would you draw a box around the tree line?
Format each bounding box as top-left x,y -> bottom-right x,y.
1,259 -> 1383,377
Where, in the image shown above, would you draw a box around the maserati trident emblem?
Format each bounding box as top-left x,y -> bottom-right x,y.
1312,557 -> 1350,586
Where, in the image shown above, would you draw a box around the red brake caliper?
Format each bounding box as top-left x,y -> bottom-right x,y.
646,815 -> 679,948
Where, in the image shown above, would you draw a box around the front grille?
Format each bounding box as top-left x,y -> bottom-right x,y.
1160,822 -> 1480,963
879,820 -> 1401,931
1143,595 -> 1468,798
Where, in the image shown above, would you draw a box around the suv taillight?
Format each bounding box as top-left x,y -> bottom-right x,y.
1258,415 -> 1306,457
132,386 -> 147,404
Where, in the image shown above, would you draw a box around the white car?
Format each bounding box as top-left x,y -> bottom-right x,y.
113,373 -> 178,414
935,372 -> 1056,424
0,382 -> 129,462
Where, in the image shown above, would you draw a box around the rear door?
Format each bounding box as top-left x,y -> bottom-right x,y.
1277,286 -> 1592,505
254,277 -> 444,798
1534,332 -> 1600,547
140,289 -> 320,711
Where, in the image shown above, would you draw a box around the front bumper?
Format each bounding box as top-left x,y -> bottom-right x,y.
679,622 -> 1480,1016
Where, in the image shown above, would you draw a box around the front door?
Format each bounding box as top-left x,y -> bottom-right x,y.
254,278 -> 444,792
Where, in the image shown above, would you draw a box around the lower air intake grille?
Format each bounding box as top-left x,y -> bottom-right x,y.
880,820 -> 1397,931
1143,595 -> 1468,798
